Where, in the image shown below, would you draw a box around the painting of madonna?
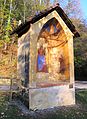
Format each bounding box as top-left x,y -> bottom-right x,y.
37,46 -> 48,72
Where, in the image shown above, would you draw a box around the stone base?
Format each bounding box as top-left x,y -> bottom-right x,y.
29,85 -> 75,110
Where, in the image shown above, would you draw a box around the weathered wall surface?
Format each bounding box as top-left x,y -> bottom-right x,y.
29,85 -> 75,110
17,32 -> 30,87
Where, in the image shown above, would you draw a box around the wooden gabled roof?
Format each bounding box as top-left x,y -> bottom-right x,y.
11,3 -> 80,38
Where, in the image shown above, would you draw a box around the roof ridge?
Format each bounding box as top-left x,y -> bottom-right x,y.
10,3 -> 80,38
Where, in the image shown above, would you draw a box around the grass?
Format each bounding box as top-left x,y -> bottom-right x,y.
0,90 -> 87,119
0,92 -> 29,119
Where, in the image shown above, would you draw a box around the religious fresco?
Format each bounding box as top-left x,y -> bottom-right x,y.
35,18 -> 70,87
37,46 -> 48,72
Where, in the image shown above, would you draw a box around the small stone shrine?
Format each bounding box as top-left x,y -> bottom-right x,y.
11,3 -> 80,110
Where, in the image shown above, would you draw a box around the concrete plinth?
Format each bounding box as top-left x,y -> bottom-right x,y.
29,85 -> 75,110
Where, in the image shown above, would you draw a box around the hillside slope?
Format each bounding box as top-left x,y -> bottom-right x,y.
0,44 -> 17,78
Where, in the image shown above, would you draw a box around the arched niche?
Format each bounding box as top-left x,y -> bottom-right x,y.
35,17 -> 70,87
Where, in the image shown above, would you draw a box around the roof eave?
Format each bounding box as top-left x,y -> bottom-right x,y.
10,3 -> 80,38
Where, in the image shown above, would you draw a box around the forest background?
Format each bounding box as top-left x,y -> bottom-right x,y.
0,0 -> 87,81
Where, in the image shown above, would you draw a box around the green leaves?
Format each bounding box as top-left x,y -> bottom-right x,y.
74,20 -> 87,80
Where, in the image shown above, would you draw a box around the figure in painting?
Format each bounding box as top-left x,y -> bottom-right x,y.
59,54 -> 65,74
37,46 -> 48,72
